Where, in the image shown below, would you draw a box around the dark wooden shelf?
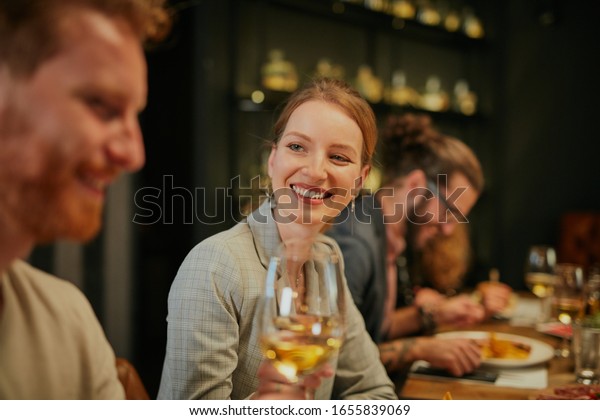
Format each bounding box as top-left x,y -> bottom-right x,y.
262,0 -> 487,49
236,89 -> 483,123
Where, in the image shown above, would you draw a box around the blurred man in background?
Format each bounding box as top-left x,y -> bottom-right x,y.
0,0 -> 170,398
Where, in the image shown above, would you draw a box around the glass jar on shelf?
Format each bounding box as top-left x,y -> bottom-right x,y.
364,0 -> 390,13
261,49 -> 299,93
385,70 -> 420,107
391,0 -> 416,19
453,79 -> 478,116
419,75 -> 449,112
441,2 -> 461,32
416,0 -> 441,26
313,58 -> 345,81
462,7 -> 485,39
354,65 -> 384,103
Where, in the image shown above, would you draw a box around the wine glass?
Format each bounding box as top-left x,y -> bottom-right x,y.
551,263 -> 585,358
524,245 -> 557,324
259,238 -> 345,399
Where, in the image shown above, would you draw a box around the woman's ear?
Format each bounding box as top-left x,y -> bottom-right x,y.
356,164 -> 371,192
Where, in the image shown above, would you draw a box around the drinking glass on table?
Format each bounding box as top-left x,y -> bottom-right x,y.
259,239 -> 344,399
582,270 -> 600,317
552,263 -> 585,358
572,317 -> 600,384
524,245 -> 557,324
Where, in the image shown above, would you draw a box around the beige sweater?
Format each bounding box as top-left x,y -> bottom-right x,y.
0,260 -> 124,399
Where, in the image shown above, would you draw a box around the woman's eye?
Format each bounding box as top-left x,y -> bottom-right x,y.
331,154 -> 350,163
288,143 -> 304,152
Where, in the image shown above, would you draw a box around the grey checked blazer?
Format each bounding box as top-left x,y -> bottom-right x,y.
157,201 -> 396,400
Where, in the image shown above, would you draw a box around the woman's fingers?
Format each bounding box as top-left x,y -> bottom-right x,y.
255,360 -> 334,399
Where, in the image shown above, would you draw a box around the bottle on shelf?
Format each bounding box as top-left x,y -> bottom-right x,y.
453,79 -> 478,116
364,0 -> 390,13
354,65 -> 384,103
385,70 -> 420,107
419,75 -> 449,112
462,7 -> 485,39
416,0 -> 441,26
391,0 -> 417,19
313,58 -> 346,81
439,0 -> 461,32
261,49 -> 299,93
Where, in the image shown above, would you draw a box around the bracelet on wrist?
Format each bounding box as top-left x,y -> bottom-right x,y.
418,305 -> 437,335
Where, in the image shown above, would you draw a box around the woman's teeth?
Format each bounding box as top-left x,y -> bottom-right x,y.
292,185 -> 325,200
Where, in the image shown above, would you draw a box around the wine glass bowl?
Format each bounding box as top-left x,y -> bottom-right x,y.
525,245 -> 557,298
259,239 -> 344,388
524,245 -> 557,323
261,313 -> 342,382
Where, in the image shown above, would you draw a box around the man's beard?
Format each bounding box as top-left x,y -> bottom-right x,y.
1,150 -> 103,245
0,101 -> 105,244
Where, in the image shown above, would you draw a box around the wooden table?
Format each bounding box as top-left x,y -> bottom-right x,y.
395,319 -> 576,400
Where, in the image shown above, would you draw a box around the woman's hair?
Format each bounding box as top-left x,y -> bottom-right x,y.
380,113 -> 484,192
272,77 -> 377,168
0,0 -> 171,77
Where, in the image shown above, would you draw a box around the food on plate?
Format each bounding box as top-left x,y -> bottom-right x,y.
481,332 -> 531,360
535,384 -> 600,400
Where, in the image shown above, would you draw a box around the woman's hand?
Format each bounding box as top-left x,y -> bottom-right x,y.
412,337 -> 482,377
253,360 -> 334,400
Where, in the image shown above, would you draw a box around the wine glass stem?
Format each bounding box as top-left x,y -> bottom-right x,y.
540,296 -> 552,323
556,334 -> 570,358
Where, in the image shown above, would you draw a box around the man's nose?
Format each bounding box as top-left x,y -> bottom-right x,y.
107,117 -> 146,172
440,222 -> 457,237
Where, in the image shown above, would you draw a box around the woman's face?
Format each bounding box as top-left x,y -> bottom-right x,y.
268,100 -> 369,227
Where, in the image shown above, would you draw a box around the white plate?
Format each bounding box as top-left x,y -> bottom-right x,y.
436,331 -> 555,368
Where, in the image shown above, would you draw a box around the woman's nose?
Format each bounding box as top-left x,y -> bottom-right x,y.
302,154 -> 327,181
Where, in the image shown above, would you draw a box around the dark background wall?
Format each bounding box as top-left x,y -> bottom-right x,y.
495,0 -> 600,284
26,0 -> 596,397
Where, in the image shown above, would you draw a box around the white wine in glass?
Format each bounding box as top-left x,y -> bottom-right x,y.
261,314 -> 342,380
524,245 -> 557,323
525,272 -> 557,299
259,239 -> 344,397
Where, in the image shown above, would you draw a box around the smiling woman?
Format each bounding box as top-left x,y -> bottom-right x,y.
266,78 -> 377,237
158,78 -> 397,400
268,100 -> 369,234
